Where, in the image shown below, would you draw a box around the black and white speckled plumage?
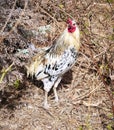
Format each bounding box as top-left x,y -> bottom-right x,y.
27,19 -> 80,108
44,47 -> 77,77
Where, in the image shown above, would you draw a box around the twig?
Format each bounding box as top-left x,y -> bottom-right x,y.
104,83 -> 114,117
93,49 -> 107,58
83,100 -> 102,107
38,5 -> 58,24
79,52 -> 93,62
7,0 -> 28,35
0,0 -> 17,34
72,82 -> 103,101
54,5 -> 74,20
0,62 -> 14,90
0,0 -> 28,43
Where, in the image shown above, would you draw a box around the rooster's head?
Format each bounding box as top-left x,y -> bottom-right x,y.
67,18 -> 77,33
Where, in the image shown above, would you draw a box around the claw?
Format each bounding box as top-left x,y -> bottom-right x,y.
43,103 -> 50,109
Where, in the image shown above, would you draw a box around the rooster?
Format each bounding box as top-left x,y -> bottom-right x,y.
26,18 -> 80,108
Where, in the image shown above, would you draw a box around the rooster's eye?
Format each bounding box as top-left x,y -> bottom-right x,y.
73,23 -> 76,26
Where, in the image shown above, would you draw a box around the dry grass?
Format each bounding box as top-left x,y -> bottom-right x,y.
0,0 -> 114,130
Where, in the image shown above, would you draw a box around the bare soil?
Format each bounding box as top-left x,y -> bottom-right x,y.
0,0 -> 114,130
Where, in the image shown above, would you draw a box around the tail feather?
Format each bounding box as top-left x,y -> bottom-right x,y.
26,50 -> 47,79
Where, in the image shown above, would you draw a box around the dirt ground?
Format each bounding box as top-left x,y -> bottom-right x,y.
0,0 -> 114,130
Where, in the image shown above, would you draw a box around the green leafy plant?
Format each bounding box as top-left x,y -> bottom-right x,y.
13,79 -> 20,89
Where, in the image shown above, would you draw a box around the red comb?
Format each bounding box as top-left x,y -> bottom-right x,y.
67,18 -> 72,24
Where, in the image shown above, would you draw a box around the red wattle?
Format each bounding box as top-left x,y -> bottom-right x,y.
68,27 -> 76,33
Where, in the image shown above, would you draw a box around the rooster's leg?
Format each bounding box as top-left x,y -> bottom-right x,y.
53,77 -> 62,102
44,91 -> 49,109
43,78 -> 55,109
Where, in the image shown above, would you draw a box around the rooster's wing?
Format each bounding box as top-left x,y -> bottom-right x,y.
35,47 -> 77,80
